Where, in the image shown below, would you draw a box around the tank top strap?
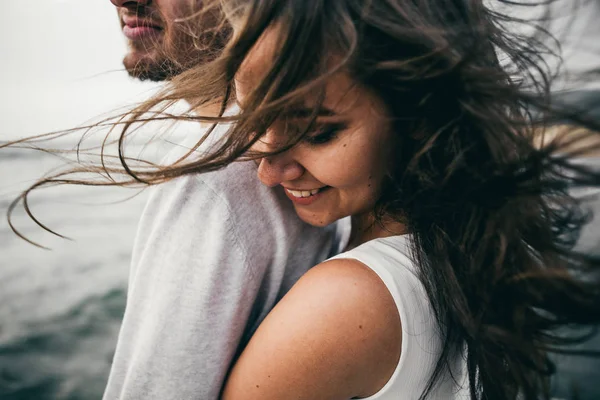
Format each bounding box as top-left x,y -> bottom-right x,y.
329,235 -> 469,399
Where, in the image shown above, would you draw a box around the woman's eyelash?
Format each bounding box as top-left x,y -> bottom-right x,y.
304,123 -> 346,145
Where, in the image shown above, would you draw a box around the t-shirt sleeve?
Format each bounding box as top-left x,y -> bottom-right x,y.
103,174 -> 272,400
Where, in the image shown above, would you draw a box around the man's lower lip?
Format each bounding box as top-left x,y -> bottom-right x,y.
122,26 -> 162,40
284,187 -> 329,206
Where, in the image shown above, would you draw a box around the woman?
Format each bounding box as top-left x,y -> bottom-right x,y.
6,0 -> 600,398
194,0 -> 599,398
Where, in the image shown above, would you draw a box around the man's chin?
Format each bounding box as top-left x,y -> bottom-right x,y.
123,52 -> 179,82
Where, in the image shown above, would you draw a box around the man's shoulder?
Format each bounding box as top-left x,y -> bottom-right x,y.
141,160 -> 302,243
197,160 -> 264,195
131,163 -> 294,277
165,161 -> 290,217
155,122 -> 285,215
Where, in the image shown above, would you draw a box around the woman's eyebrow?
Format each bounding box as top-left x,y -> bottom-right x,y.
234,101 -> 338,119
284,107 -> 337,119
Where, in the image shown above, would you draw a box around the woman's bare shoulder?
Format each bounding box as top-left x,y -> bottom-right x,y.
221,258 -> 402,400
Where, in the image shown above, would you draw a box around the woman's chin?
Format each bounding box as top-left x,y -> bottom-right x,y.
294,208 -> 336,228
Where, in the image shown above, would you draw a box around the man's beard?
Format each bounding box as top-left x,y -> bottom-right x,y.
123,18 -> 230,82
121,4 -> 230,83
123,51 -> 184,82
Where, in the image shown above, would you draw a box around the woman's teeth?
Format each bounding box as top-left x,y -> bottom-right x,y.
288,188 -> 321,198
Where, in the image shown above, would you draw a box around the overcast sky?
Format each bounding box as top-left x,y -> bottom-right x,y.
0,0 -> 159,141
0,0 -> 598,142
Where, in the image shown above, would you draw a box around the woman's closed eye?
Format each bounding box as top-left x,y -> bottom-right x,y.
304,122 -> 347,146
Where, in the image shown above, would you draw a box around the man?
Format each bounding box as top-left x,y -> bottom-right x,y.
103,1 -> 346,399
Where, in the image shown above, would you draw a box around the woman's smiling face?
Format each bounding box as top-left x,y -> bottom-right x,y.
234,30 -> 396,228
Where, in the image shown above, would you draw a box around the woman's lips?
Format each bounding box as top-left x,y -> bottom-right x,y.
283,186 -> 330,206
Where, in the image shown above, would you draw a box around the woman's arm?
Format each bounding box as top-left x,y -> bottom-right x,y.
221,259 -> 403,400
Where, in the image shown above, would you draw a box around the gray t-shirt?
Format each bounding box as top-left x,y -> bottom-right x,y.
102,154 -> 345,399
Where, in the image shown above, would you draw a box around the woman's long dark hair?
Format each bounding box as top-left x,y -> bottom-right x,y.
4,0 -> 600,398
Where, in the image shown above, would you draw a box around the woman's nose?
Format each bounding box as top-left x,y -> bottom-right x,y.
256,155 -> 304,187
254,131 -> 304,187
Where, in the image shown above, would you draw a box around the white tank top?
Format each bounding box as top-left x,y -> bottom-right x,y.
329,235 -> 470,399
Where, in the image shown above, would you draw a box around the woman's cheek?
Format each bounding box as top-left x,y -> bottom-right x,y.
308,148 -> 362,187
